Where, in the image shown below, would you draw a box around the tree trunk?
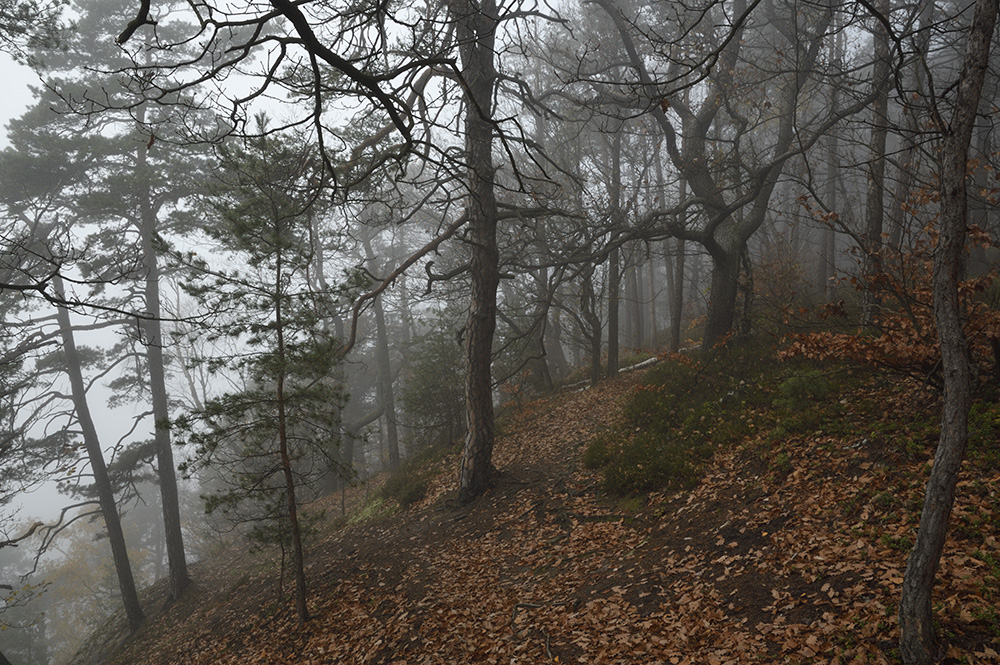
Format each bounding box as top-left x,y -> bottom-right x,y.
136,136 -> 189,601
629,260 -> 643,349
606,127 -> 623,376
818,28 -> 841,301
274,243 -> 310,624
363,237 -> 400,469
669,237 -> 686,352
582,270 -> 602,387
546,308 -> 570,380
454,0 -> 500,504
861,0 -> 891,328
702,252 -> 739,349
648,248 -> 658,346
0,648 -> 13,665
819,116 -> 838,300
53,276 -> 144,633
898,1 -> 997,662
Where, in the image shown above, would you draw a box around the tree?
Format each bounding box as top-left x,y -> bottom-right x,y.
898,0 -> 998,661
860,0 -> 892,328
0,0 -> 63,58
0,0 -> 219,603
178,129 -> 345,623
588,0 -> 884,348
52,274 -> 145,632
449,0 -> 502,504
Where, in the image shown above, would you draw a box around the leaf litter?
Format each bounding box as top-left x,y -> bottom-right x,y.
97,368 -> 1000,665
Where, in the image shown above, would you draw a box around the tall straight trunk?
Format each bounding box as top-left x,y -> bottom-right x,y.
667,238 -> 684,352
648,248 -> 658,346
607,246 -> 620,375
583,271 -> 603,387
660,153 -> 686,352
899,0 -> 996,661
623,263 -> 634,351
546,308 -> 570,380
363,237 -> 400,469
889,1 -> 933,251
629,260 -> 643,349
819,122 -> 839,300
819,27 -> 841,300
606,128 -> 623,377
136,133 -> 188,601
53,276 -> 144,632
861,0 -> 891,328
453,0 -> 500,504
373,297 -> 400,468
274,244 -> 310,624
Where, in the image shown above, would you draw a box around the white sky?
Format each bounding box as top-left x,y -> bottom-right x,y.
0,54 -> 38,147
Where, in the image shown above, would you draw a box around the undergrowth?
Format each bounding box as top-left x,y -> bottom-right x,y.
379,443 -> 453,508
584,339 -> 873,494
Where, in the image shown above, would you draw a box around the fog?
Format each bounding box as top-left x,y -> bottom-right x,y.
1,0 -> 998,662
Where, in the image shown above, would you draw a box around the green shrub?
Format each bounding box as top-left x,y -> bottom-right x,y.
587,339 -> 784,494
774,370 -> 833,409
380,470 -> 429,508
968,392 -> 1000,466
583,432 -> 617,470
601,431 -> 708,493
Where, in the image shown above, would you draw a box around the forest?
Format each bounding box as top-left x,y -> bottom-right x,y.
0,0 -> 998,663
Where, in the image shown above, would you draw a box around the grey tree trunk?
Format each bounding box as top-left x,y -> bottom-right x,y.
606,128 -> 623,377
670,236 -> 686,352
363,237 -> 400,469
582,270 -> 603,387
861,0 -> 891,328
53,276 -> 144,632
136,135 -> 189,601
628,260 -> 643,349
898,0 -> 997,661
818,27 -> 842,301
453,0 -> 501,504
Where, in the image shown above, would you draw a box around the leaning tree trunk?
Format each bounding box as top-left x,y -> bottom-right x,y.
898,1 -> 997,662
53,276 -> 144,633
454,0 -> 501,504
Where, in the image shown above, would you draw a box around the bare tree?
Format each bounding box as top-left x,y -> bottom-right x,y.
898,0 -> 998,661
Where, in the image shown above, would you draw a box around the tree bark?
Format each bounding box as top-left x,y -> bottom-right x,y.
606,128 -> 623,377
136,132 -> 189,601
898,1 -> 997,662
53,275 -> 144,633
454,0 -> 500,504
861,0 -> 891,328
274,242 -> 310,624
582,270 -> 603,387
703,251 -> 740,348
629,260 -> 643,349
363,237 -> 400,469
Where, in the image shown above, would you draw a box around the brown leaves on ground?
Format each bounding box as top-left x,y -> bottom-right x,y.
105,370 -> 1000,665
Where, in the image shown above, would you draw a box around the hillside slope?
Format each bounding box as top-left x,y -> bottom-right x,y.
76,360 -> 1000,665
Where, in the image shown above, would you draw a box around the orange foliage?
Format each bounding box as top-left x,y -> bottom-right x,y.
781,228 -> 1000,386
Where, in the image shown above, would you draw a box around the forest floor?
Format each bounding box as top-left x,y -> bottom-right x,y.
74,357 -> 1000,665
